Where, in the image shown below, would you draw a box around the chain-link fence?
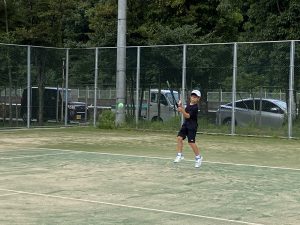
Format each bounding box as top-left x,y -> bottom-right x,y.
0,41 -> 299,138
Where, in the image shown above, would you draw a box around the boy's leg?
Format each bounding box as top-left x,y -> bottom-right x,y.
189,143 -> 203,167
187,129 -> 203,168
187,128 -> 200,155
174,136 -> 184,162
174,126 -> 187,163
176,136 -> 183,153
188,142 -> 200,156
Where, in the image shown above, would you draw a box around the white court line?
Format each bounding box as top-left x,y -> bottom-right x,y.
0,152 -> 69,160
0,192 -> 20,198
31,147 -> 300,172
0,187 -> 264,225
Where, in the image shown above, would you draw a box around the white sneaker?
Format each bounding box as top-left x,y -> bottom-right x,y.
195,156 -> 203,168
174,154 -> 184,163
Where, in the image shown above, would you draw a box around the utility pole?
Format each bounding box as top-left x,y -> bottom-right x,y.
115,0 -> 127,126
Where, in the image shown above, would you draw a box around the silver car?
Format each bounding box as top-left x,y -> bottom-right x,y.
216,98 -> 288,127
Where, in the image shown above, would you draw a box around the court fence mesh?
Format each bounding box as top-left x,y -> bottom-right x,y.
0,41 -> 299,138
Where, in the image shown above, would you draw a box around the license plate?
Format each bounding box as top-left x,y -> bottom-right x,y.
76,115 -> 81,120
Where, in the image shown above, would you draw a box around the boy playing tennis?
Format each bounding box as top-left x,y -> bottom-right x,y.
174,90 -> 203,168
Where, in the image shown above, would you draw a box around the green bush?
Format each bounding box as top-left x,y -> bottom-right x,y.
98,110 -> 115,129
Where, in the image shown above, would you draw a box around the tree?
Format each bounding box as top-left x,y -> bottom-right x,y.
87,0 -> 118,47
241,0 -> 300,41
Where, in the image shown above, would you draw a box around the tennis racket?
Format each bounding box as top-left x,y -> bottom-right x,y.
166,80 -> 178,108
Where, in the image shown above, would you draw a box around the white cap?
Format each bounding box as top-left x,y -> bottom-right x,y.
191,90 -> 201,97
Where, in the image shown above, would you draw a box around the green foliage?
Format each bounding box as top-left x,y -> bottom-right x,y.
149,24 -> 201,45
87,1 -> 117,47
241,0 -> 300,41
1,0 -> 300,97
2,0 -> 300,46
97,110 -> 115,129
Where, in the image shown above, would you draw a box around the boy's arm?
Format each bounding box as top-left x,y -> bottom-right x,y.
178,106 -> 190,118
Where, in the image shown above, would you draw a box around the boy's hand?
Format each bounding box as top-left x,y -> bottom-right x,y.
178,100 -> 182,107
177,106 -> 184,112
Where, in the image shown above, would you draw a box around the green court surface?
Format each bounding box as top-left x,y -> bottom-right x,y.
0,128 -> 299,225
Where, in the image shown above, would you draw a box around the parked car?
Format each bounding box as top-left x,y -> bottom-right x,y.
20,87 -> 88,122
110,89 -> 180,122
145,89 -> 180,122
216,98 -> 293,127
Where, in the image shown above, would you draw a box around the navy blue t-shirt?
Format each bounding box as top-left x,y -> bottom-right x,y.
183,104 -> 198,129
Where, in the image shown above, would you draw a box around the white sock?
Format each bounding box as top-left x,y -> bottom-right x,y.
195,155 -> 201,160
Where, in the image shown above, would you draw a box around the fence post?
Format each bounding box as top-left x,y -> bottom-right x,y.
288,40 -> 295,138
27,45 -> 31,129
181,44 -> 187,125
93,47 -> 99,127
64,49 -> 69,126
231,43 -> 237,135
135,46 -> 141,128
218,88 -> 222,125
85,86 -> 88,122
231,42 -> 237,135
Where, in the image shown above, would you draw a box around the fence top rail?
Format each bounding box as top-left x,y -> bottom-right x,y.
1,40 -> 299,50
0,42 -> 28,47
0,42 -> 67,49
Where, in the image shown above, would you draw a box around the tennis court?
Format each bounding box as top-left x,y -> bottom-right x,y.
0,128 -> 299,225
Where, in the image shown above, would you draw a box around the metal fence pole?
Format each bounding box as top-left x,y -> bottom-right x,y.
288,40 -> 295,138
135,46 -> 141,128
231,43 -> 237,135
181,44 -> 187,125
64,49 -> 69,126
93,47 -> 99,127
26,45 -> 31,128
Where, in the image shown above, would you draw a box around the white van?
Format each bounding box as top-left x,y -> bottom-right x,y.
143,89 -> 180,122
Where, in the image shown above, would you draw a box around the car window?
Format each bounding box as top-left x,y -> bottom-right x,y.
244,100 -> 254,110
165,93 -> 179,104
151,93 -> 157,103
254,100 -> 262,110
235,101 -> 244,108
159,94 -> 168,106
235,100 -> 251,109
151,93 -> 168,105
262,100 -> 283,113
262,100 -> 274,112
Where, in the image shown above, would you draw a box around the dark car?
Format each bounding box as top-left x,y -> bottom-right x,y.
215,98 -> 293,127
20,87 -> 88,122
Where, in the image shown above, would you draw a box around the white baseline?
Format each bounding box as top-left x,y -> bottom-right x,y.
30,147 -> 300,172
0,187 -> 265,225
